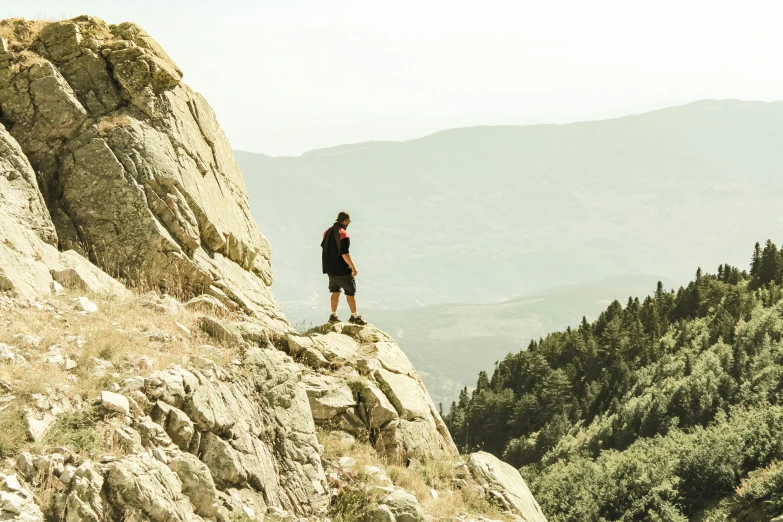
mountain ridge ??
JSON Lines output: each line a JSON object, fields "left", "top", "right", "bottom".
{"left": 238, "top": 97, "right": 783, "bottom": 311}
{"left": 239, "top": 98, "right": 774, "bottom": 159}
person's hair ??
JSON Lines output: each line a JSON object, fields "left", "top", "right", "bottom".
{"left": 336, "top": 211, "right": 351, "bottom": 223}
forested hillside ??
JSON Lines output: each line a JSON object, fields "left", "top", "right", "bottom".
{"left": 445, "top": 240, "right": 783, "bottom": 521}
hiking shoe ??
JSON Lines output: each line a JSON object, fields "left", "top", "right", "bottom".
{"left": 328, "top": 314, "right": 340, "bottom": 324}
{"left": 348, "top": 315, "right": 368, "bottom": 326}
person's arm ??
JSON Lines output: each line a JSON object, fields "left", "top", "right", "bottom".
{"left": 342, "top": 253, "right": 357, "bottom": 276}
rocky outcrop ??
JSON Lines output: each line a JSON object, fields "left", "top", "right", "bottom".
{"left": 0, "top": 122, "right": 125, "bottom": 300}
{"left": 467, "top": 452, "right": 547, "bottom": 521}
{"left": 0, "top": 17, "right": 286, "bottom": 331}
{"left": 289, "top": 323, "right": 459, "bottom": 463}
{"left": 12, "top": 346, "right": 328, "bottom": 521}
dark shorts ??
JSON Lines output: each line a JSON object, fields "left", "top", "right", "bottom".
{"left": 328, "top": 274, "right": 356, "bottom": 296}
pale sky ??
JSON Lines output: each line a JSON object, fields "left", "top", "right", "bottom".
{"left": 4, "top": 0, "right": 782, "bottom": 155}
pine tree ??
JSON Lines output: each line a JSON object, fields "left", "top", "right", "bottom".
{"left": 756, "top": 240, "right": 781, "bottom": 286}
{"left": 475, "top": 372, "right": 490, "bottom": 395}
{"left": 750, "top": 241, "right": 762, "bottom": 287}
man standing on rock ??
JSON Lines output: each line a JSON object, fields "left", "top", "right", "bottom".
{"left": 321, "top": 211, "right": 367, "bottom": 325}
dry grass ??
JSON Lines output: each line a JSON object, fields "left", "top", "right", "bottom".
{"left": 0, "top": 404, "right": 28, "bottom": 458}
{"left": 318, "top": 429, "right": 508, "bottom": 521}
{"left": 0, "top": 286, "right": 236, "bottom": 459}
{"left": 0, "top": 19, "right": 48, "bottom": 48}
{"left": 387, "top": 461, "right": 505, "bottom": 520}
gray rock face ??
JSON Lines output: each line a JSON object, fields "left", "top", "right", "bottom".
{"left": 0, "top": 17, "right": 286, "bottom": 331}
{"left": 0, "top": 471, "right": 43, "bottom": 522}
{"left": 0, "top": 123, "right": 123, "bottom": 301}
{"left": 141, "top": 348, "right": 328, "bottom": 516}
{"left": 301, "top": 374, "right": 356, "bottom": 422}
{"left": 297, "top": 323, "right": 459, "bottom": 462}
{"left": 104, "top": 456, "right": 204, "bottom": 522}
{"left": 32, "top": 347, "right": 327, "bottom": 521}
{"left": 467, "top": 452, "right": 547, "bottom": 521}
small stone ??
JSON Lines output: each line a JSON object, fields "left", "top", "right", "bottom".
{"left": 0, "top": 395, "right": 15, "bottom": 411}
{"left": 110, "top": 382, "right": 121, "bottom": 392}
{"left": 91, "top": 358, "right": 114, "bottom": 377}
{"left": 369, "top": 485, "right": 395, "bottom": 497}
{"left": 101, "top": 391, "right": 129, "bottom": 415}
{"left": 25, "top": 409, "right": 55, "bottom": 441}
{"left": 0, "top": 344, "right": 24, "bottom": 365}
{"left": 4, "top": 475, "right": 21, "bottom": 492}
{"left": 338, "top": 456, "right": 357, "bottom": 470}
{"left": 135, "top": 355, "right": 154, "bottom": 370}
{"left": 59, "top": 465, "right": 76, "bottom": 485}
{"left": 190, "top": 355, "right": 214, "bottom": 371}
{"left": 0, "top": 492, "right": 21, "bottom": 514}
{"left": 43, "top": 349, "right": 65, "bottom": 366}
{"left": 31, "top": 393, "right": 50, "bottom": 411}
{"left": 430, "top": 488, "right": 439, "bottom": 500}
{"left": 175, "top": 322, "right": 190, "bottom": 335}
{"left": 51, "top": 280, "right": 64, "bottom": 294}
{"left": 361, "top": 465, "right": 393, "bottom": 487}
{"left": 366, "top": 504, "right": 395, "bottom": 522}
{"left": 64, "top": 358, "right": 77, "bottom": 371}
{"left": 152, "top": 447, "right": 168, "bottom": 464}
{"left": 16, "top": 454, "right": 33, "bottom": 481}
{"left": 73, "top": 297, "right": 98, "bottom": 313}
{"left": 100, "top": 455, "right": 116, "bottom": 463}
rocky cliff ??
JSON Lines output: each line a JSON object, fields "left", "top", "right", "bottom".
{"left": 0, "top": 16, "right": 285, "bottom": 331}
{"left": 0, "top": 16, "right": 546, "bottom": 522}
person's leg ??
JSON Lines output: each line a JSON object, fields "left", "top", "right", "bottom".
{"left": 328, "top": 276, "right": 342, "bottom": 320}
{"left": 344, "top": 276, "right": 358, "bottom": 316}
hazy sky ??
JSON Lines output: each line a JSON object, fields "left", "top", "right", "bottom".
{"left": 4, "top": 0, "right": 782, "bottom": 155}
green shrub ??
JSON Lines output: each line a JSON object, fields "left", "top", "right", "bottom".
{"left": 42, "top": 410, "right": 99, "bottom": 454}
{"left": 0, "top": 405, "right": 28, "bottom": 458}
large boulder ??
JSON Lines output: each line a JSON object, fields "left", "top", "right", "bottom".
{"left": 103, "top": 456, "right": 204, "bottom": 522}
{"left": 383, "top": 489, "right": 425, "bottom": 522}
{"left": 0, "top": 17, "right": 286, "bottom": 331}
{"left": 467, "top": 451, "right": 547, "bottom": 521}
{"left": 0, "top": 123, "right": 125, "bottom": 301}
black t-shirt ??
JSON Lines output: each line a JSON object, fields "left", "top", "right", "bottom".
{"left": 321, "top": 223, "right": 351, "bottom": 276}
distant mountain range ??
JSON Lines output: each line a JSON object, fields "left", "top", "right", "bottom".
{"left": 237, "top": 100, "right": 783, "bottom": 314}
